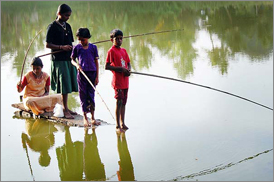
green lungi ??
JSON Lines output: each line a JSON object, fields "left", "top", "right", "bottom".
{"left": 51, "top": 60, "right": 78, "bottom": 94}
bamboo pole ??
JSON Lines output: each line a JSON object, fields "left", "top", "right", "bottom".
{"left": 37, "top": 28, "right": 184, "bottom": 58}
{"left": 131, "top": 71, "right": 273, "bottom": 111}
{"left": 20, "top": 29, "right": 43, "bottom": 83}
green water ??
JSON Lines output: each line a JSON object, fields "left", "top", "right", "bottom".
{"left": 1, "top": 1, "right": 273, "bottom": 181}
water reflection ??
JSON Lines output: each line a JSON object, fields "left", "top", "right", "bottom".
{"left": 56, "top": 126, "right": 83, "bottom": 181}
{"left": 83, "top": 128, "right": 106, "bottom": 181}
{"left": 21, "top": 118, "right": 57, "bottom": 167}
{"left": 172, "top": 149, "right": 273, "bottom": 181}
{"left": 116, "top": 132, "right": 135, "bottom": 181}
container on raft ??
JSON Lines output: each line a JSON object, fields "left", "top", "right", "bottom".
{"left": 11, "top": 103, "right": 111, "bottom": 128}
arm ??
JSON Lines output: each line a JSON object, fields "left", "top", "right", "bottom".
{"left": 105, "top": 62, "right": 129, "bottom": 74}
{"left": 17, "top": 82, "right": 24, "bottom": 93}
{"left": 43, "top": 85, "right": 50, "bottom": 96}
{"left": 46, "top": 42, "right": 72, "bottom": 51}
{"left": 42, "top": 76, "right": 50, "bottom": 96}
{"left": 71, "top": 58, "right": 81, "bottom": 70}
{"left": 127, "top": 62, "right": 131, "bottom": 76}
{"left": 95, "top": 58, "right": 99, "bottom": 85}
{"left": 17, "top": 76, "right": 27, "bottom": 93}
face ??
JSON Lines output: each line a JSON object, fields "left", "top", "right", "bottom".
{"left": 59, "top": 11, "right": 71, "bottom": 22}
{"left": 113, "top": 35, "right": 123, "bottom": 47}
{"left": 32, "top": 65, "right": 42, "bottom": 76}
{"left": 78, "top": 37, "right": 89, "bottom": 46}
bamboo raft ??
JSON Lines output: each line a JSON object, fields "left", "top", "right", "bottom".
{"left": 12, "top": 103, "right": 112, "bottom": 128}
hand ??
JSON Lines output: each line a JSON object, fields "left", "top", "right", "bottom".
{"left": 17, "top": 81, "right": 23, "bottom": 92}
{"left": 17, "top": 81, "right": 22, "bottom": 87}
{"left": 123, "top": 68, "right": 131, "bottom": 77}
{"left": 42, "top": 92, "right": 49, "bottom": 96}
{"left": 76, "top": 64, "right": 82, "bottom": 71}
{"left": 61, "top": 45, "right": 72, "bottom": 51}
{"left": 95, "top": 77, "right": 99, "bottom": 85}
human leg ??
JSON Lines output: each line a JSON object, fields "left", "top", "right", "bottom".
{"left": 85, "top": 71, "right": 100, "bottom": 126}
{"left": 120, "top": 89, "right": 129, "bottom": 130}
{"left": 83, "top": 112, "right": 90, "bottom": 127}
{"left": 52, "top": 61, "right": 78, "bottom": 117}
{"left": 116, "top": 99, "right": 124, "bottom": 132}
{"left": 24, "top": 94, "right": 63, "bottom": 115}
{"left": 62, "top": 94, "right": 74, "bottom": 119}
{"left": 120, "top": 104, "right": 128, "bottom": 130}
{"left": 90, "top": 109, "right": 101, "bottom": 126}
{"left": 114, "top": 89, "right": 129, "bottom": 131}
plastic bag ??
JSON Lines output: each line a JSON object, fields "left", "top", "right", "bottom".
{"left": 53, "top": 103, "right": 64, "bottom": 117}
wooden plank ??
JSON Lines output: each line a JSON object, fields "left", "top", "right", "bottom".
{"left": 11, "top": 103, "right": 111, "bottom": 128}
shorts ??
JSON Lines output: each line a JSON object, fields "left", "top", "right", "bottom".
{"left": 114, "top": 89, "right": 128, "bottom": 105}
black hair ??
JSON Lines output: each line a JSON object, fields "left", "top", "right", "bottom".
{"left": 110, "top": 29, "right": 123, "bottom": 39}
{"left": 56, "top": 4, "right": 72, "bottom": 15}
{"left": 76, "top": 28, "right": 92, "bottom": 39}
{"left": 31, "top": 57, "right": 43, "bottom": 68}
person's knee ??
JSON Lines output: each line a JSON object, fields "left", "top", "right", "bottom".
{"left": 25, "top": 100, "right": 33, "bottom": 107}
{"left": 117, "top": 99, "right": 123, "bottom": 107}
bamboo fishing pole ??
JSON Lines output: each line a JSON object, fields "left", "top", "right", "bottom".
{"left": 131, "top": 71, "right": 273, "bottom": 111}
{"left": 20, "top": 29, "right": 43, "bottom": 83}
{"left": 37, "top": 28, "right": 184, "bottom": 58}
{"left": 78, "top": 69, "right": 116, "bottom": 122}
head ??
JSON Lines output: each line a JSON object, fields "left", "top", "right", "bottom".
{"left": 56, "top": 4, "right": 72, "bottom": 22}
{"left": 76, "top": 28, "right": 91, "bottom": 46}
{"left": 110, "top": 29, "right": 123, "bottom": 47}
{"left": 31, "top": 57, "right": 43, "bottom": 76}
{"left": 39, "top": 150, "right": 51, "bottom": 167}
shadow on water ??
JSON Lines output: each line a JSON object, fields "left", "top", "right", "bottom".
{"left": 15, "top": 109, "right": 272, "bottom": 181}
{"left": 21, "top": 118, "right": 57, "bottom": 167}
{"left": 21, "top": 118, "right": 59, "bottom": 180}
{"left": 56, "top": 126, "right": 83, "bottom": 181}
{"left": 116, "top": 132, "right": 135, "bottom": 181}
{"left": 83, "top": 128, "right": 106, "bottom": 181}
{"left": 18, "top": 113, "right": 136, "bottom": 181}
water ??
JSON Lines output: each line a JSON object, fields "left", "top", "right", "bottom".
{"left": 1, "top": 1, "right": 273, "bottom": 181}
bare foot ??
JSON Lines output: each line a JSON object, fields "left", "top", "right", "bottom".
{"left": 83, "top": 118, "right": 91, "bottom": 127}
{"left": 116, "top": 126, "right": 125, "bottom": 133}
{"left": 121, "top": 124, "right": 129, "bottom": 130}
{"left": 64, "top": 110, "right": 74, "bottom": 119}
{"left": 68, "top": 109, "right": 77, "bottom": 115}
{"left": 91, "top": 119, "right": 101, "bottom": 126}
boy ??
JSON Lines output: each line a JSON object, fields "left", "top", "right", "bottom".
{"left": 105, "top": 29, "right": 131, "bottom": 132}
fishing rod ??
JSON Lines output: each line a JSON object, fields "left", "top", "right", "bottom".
{"left": 78, "top": 69, "right": 116, "bottom": 122}
{"left": 37, "top": 28, "right": 184, "bottom": 58}
{"left": 131, "top": 71, "right": 273, "bottom": 111}
{"left": 92, "top": 28, "right": 184, "bottom": 44}
{"left": 20, "top": 29, "right": 43, "bottom": 83}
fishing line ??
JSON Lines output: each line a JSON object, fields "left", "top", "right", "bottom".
{"left": 37, "top": 28, "right": 184, "bottom": 58}
{"left": 131, "top": 71, "right": 273, "bottom": 111}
